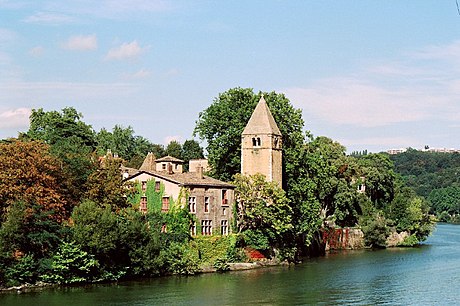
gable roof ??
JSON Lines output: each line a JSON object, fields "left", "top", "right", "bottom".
{"left": 124, "top": 170, "right": 234, "bottom": 189}
{"left": 242, "top": 96, "right": 281, "bottom": 136}
{"left": 155, "top": 155, "right": 184, "bottom": 163}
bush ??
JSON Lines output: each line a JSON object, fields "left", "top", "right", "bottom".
{"left": 41, "top": 241, "right": 100, "bottom": 284}
{"left": 361, "top": 212, "right": 390, "bottom": 248}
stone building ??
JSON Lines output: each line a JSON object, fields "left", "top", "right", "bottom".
{"left": 241, "top": 96, "right": 283, "bottom": 187}
{"left": 124, "top": 154, "right": 234, "bottom": 236}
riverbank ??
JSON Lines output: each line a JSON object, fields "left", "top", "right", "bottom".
{"left": 1, "top": 224, "right": 457, "bottom": 305}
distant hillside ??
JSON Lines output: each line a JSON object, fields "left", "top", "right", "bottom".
{"left": 389, "top": 149, "right": 460, "bottom": 221}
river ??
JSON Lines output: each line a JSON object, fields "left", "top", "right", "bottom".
{"left": 1, "top": 223, "right": 459, "bottom": 305}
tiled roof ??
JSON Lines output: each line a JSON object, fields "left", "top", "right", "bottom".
{"left": 125, "top": 170, "right": 234, "bottom": 189}
{"left": 155, "top": 155, "right": 184, "bottom": 163}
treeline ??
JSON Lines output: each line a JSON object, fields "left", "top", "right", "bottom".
{"left": 389, "top": 149, "right": 460, "bottom": 222}
{"left": 0, "top": 90, "right": 436, "bottom": 288}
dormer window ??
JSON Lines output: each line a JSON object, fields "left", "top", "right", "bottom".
{"left": 252, "top": 137, "right": 261, "bottom": 147}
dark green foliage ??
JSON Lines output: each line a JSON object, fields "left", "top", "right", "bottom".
{"left": 41, "top": 242, "right": 100, "bottom": 284}
{"left": 390, "top": 149, "right": 460, "bottom": 197}
{"left": 182, "top": 139, "right": 204, "bottom": 171}
{"left": 165, "top": 140, "right": 182, "bottom": 158}
{"left": 96, "top": 125, "right": 165, "bottom": 168}
{"left": 361, "top": 212, "right": 391, "bottom": 248}
{"left": 428, "top": 186, "right": 460, "bottom": 221}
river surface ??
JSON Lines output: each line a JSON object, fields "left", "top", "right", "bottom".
{"left": 1, "top": 223, "right": 459, "bottom": 305}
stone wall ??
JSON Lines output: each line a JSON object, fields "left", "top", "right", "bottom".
{"left": 322, "top": 227, "right": 364, "bottom": 251}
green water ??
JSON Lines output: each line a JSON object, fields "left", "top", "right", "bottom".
{"left": 1, "top": 223, "right": 459, "bottom": 305}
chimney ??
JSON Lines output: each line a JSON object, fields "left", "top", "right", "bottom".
{"left": 168, "top": 163, "right": 173, "bottom": 174}
{"left": 197, "top": 165, "right": 204, "bottom": 179}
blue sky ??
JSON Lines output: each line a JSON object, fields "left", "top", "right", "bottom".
{"left": 1, "top": 1, "right": 460, "bottom": 153}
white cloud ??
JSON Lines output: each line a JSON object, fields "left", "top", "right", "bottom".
{"left": 29, "top": 46, "right": 45, "bottom": 57}
{"left": 0, "top": 108, "right": 31, "bottom": 129}
{"left": 62, "top": 34, "right": 97, "bottom": 51}
{"left": 105, "top": 41, "right": 147, "bottom": 60}
{"left": 284, "top": 40, "right": 460, "bottom": 129}
{"left": 22, "top": 12, "right": 75, "bottom": 25}
{"left": 285, "top": 79, "right": 439, "bottom": 127}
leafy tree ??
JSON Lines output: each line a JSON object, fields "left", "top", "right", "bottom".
{"left": 0, "top": 140, "right": 72, "bottom": 220}
{"left": 428, "top": 186, "right": 460, "bottom": 220}
{"left": 84, "top": 156, "right": 135, "bottom": 211}
{"left": 23, "top": 107, "right": 97, "bottom": 203}
{"left": 96, "top": 125, "right": 163, "bottom": 168}
{"left": 181, "top": 139, "right": 204, "bottom": 171}
{"left": 233, "top": 173, "right": 293, "bottom": 250}
{"left": 41, "top": 241, "right": 100, "bottom": 284}
{"left": 165, "top": 140, "right": 182, "bottom": 159}
{"left": 358, "top": 153, "right": 396, "bottom": 209}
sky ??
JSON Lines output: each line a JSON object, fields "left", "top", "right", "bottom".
{"left": 1, "top": 1, "right": 460, "bottom": 153}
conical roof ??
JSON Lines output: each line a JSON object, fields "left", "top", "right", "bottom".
{"left": 242, "top": 96, "right": 281, "bottom": 135}
{"left": 139, "top": 152, "right": 156, "bottom": 172}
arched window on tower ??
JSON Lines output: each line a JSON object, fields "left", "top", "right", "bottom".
{"left": 252, "top": 137, "right": 261, "bottom": 147}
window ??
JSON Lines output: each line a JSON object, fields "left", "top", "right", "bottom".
{"left": 221, "top": 220, "right": 228, "bottom": 235}
{"left": 175, "top": 164, "right": 179, "bottom": 170}
{"left": 222, "top": 190, "right": 228, "bottom": 205}
{"left": 189, "top": 196, "right": 196, "bottom": 213}
{"left": 222, "top": 207, "right": 227, "bottom": 216}
{"left": 252, "top": 137, "right": 261, "bottom": 147}
{"left": 162, "top": 197, "right": 169, "bottom": 212}
{"left": 141, "top": 181, "right": 147, "bottom": 192}
{"left": 201, "top": 220, "right": 212, "bottom": 235}
{"left": 204, "top": 196, "right": 210, "bottom": 213}
{"left": 190, "top": 222, "right": 197, "bottom": 236}
{"left": 140, "top": 196, "right": 147, "bottom": 213}
{"left": 162, "top": 163, "right": 166, "bottom": 170}
{"left": 155, "top": 181, "right": 161, "bottom": 192}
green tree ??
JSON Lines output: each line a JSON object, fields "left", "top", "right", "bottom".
{"left": 23, "top": 107, "right": 97, "bottom": 203}
{"left": 233, "top": 173, "right": 293, "bottom": 251}
{"left": 358, "top": 153, "right": 396, "bottom": 209}
{"left": 84, "top": 156, "right": 135, "bottom": 211}
{"left": 181, "top": 139, "right": 204, "bottom": 171}
{"left": 165, "top": 140, "right": 182, "bottom": 159}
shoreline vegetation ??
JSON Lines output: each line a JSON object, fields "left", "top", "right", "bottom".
{"left": 0, "top": 88, "right": 437, "bottom": 290}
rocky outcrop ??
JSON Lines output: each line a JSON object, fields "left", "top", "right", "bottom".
{"left": 386, "top": 231, "right": 409, "bottom": 247}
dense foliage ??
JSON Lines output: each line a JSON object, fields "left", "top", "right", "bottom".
{"left": 390, "top": 149, "right": 460, "bottom": 222}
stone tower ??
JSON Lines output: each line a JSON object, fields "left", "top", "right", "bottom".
{"left": 241, "top": 96, "right": 282, "bottom": 187}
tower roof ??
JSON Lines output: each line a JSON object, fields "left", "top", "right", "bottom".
{"left": 242, "top": 96, "right": 281, "bottom": 136}
{"left": 139, "top": 152, "right": 156, "bottom": 172}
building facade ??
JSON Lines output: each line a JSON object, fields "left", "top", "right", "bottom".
{"left": 124, "top": 155, "right": 234, "bottom": 236}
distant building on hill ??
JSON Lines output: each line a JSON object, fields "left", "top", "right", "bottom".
{"left": 387, "top": 147, "right": 460, "bottom": 155}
